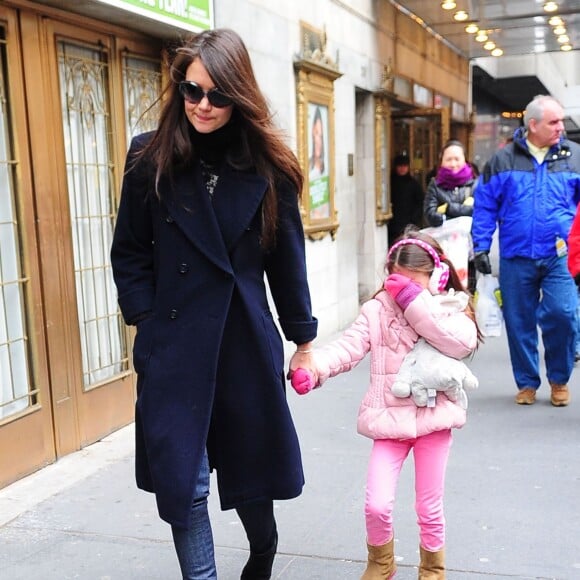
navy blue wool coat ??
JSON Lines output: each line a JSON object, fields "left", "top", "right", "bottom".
{"left": 111, "top": 133, "right": 318, "bottom": 528}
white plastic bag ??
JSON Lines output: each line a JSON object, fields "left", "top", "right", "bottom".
{"left": 474, "top": 274, "right": 503, "bottom": 337}
{"left": 421, "top": 216, "right": 473, "bottom": 289}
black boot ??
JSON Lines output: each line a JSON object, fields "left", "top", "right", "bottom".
{"left": 240, "top": 530, "right": 278, "bottom": 580}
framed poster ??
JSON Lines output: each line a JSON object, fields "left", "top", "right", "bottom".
{"left": 294, "top": 23, "right": 341, "bottom": 240}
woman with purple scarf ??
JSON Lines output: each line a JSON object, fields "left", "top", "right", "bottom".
{"left": 424, "top": 139, "right": 478, "bottom": 290}
{"left": 424, "top": 140, "right": 477, "bottom": 228}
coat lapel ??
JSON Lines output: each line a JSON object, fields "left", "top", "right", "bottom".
{"left": 211, "top": 166, "right": 268, "bottom": 251}
{"left": 164, "top": 163, "right": 233, "bottom": 274}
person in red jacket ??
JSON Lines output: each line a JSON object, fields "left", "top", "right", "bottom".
{"left": 567, "top": 209, "right": 580, "bottom": 362}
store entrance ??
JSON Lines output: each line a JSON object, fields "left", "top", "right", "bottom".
{"left": 0, "top": 2, "right": 161, "bottom": 487}
{"left": 391, "top": 108, "right": 450, "bottom": 190}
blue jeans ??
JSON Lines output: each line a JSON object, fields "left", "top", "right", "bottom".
{"left": 500, "top": 255, "right": 577, "bottom": 389}
{"left": 171, "top": 453, "right": 217, "bottom": 580}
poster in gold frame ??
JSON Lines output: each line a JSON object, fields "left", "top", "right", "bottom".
{"left": 294, "top": 25, "right": 341, "bottom": 240}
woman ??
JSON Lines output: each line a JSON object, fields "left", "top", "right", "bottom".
{"left": 309, "top": 106, "right": 325, "bottom": 180}
{"left": 110, "top": 28, "right": 317, "bottom": 579}
{"left": 424, "top": 139, "right": 478, "bottom": 290}
{"left": 423, "top": 140, "right": 477, "bottom": 228}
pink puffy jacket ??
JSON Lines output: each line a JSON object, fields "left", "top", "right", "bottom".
{"left": 313, "top": 288, "right": 478, "bottom": 440}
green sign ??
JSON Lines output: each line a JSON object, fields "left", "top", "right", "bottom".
{"left": 95, "top": 0, "right": 213, "bottom": 32}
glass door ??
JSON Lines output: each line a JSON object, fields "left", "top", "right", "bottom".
{"left": 392, "top": 107, "right": 450, "bottom": 189}
{"left": 0, "top": 5, "right": 56, "bottom": 486}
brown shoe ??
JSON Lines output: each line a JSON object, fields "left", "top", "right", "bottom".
{"left": 550, "top": 383, "right": 570, "bottom": 407}
{"left": 515, "top": 388, "right": 536, "bottom": 405}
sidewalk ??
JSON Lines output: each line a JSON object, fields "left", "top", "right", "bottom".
{"left": 1, "top": 331, "right": 580, "bottom": 579}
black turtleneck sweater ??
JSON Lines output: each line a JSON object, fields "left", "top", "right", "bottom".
{"left": 189, "top": 121, "right": 241, "bottom": 197}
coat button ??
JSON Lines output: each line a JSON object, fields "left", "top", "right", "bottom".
{"left": 165, "top": 215, "right": 174, "bottom": 223}
{"left": 179, "top": 263, "right": 189, "bottom": 274}
{"left": 169, "top": 309, "right": 178, "bottom": 319}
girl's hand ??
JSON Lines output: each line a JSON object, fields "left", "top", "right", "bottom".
{"left": 385, "top": 273, "right": 423, "bottom": 309}
{"left": 287, "top": 347, "right": 318, "bottom": 393}
{"left": 290, "top": 368, "right": 315, "bottom": 395}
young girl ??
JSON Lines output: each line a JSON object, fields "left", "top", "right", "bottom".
{"left": 292, "top": 227, "right": 479, "bottom": 579}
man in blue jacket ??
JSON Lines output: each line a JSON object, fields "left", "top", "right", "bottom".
{"left": 472, "top": 95, "right": 580, "bottom": 406}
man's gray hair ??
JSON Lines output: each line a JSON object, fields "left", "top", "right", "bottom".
{"left": 523, "top": 95, "right": 562, "bottom": 128}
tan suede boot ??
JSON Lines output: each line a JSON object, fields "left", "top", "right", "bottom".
{"left": 361, "top": 538, "right": 396, "bottom": 579}
{"left": 418, "top": 546, "right": 445, "bottom": 579}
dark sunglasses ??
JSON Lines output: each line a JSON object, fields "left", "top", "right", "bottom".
{"left": 178, "top": 81, "right": 233, "bottom": 108}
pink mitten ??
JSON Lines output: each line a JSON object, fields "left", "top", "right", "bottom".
{"left": 384, "top": 273, "right": 423, "bottom": 310}
{"left": 291, "top": 368, "right": 315, "bottom": 395}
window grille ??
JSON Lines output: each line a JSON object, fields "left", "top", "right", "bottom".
{"left": 0, "top": 29, "right": 36, "bottom": 419}
{"left": 122, "top": 54, "right": 161, "bottom": 140}
{"left": 57, "top": 40, "right": 127, "bottom": 389}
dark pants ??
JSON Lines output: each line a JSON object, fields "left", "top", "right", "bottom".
{"left": 500, "top": 255, "right": 577, "bottom": 389}
{"left": 171, "top": 452, "right": 276, "bottom": 579}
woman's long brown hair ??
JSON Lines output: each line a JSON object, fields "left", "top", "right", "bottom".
{"left": 136, "top": 28, "right": 303, "bottom": 248}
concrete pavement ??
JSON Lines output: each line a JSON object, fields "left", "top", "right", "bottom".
{"left": 1, "top": 329, "right": 580, "bottom": 579}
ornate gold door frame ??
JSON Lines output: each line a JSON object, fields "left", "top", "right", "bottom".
{"left": 294, "top": 23, "right": 342, "bottom": 241}
{"left": 391, "top": 107, "right": 450, "bottom": 188}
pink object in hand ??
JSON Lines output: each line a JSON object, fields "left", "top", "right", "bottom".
{"left": 384, "top": 272, "right": 411, "bottom": 298}
{"left": 384, "top": 273, "right": 423, "bottom": 310}
{"left": 291, "top": 368, "right": 315, "bottom": 395}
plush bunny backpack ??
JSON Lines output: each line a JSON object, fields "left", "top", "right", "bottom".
{"left": 391, "top": 337, "right": 478, "bottom": 410}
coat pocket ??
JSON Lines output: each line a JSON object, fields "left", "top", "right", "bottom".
{"left": 133, "top": 316, "right": 154, "bottom": 375}
{"left": 261, "top": 310, "right": 284, "bottom": 375}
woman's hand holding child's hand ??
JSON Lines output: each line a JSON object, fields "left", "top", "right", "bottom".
{"left": 385, "top": 273, "right": 424, "bottom": 310}
{"left": 288, "top": 348, "right": 317, "bottom": 395}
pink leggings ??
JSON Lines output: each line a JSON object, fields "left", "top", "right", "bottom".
{"left": 365, "top": 429, "right": 452, "bottom": 551}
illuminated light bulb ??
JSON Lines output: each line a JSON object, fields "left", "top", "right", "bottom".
{"left": 465, "top": 23, "right": 479, "bottom": 34}
{"left": 491, "top": 48, "right": 503, "bottom": 57}
{"left": 553, "top": 26, "right": 566, "bottom": 35}
{"left": 549, "top": 16, "right": 563, "bottom": 26}
{"left": 475, "top": 31, "right": 488, "bottom": 42}
{"left": 484, "top": 41, "right": 496, "bottom": 50}
{"left": 441, "top": 0, "right": 456, "bottom": 9}
{"left": 558, "top": 35, "right": 570, "bottom": 43}
{"left": 561, "top": 44, "right": 572, "bottom": 51}
{"left": 454, "top": 10, "right": 469, "bottom": 21}
{"left": 543, "top": 2, "right": 558, "bottom": 12}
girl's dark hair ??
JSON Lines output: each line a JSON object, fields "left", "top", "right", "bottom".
{"left": 386, "top": 227, "right": 463, "bottom": 291}
{"left": 135, "top": 28, "right": 303, "bottom": 248}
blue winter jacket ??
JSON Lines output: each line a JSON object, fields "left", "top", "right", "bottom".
{"left": 472, "top": 127, "right": 580, "bottom": 259}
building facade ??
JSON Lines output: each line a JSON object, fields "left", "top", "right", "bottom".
{"left": 0, "top": 0, "right": 470, "bottom": 487}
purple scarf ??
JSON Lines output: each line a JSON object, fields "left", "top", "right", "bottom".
{"left": 435, "top": 163, "right": 474, "bottom": 190}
